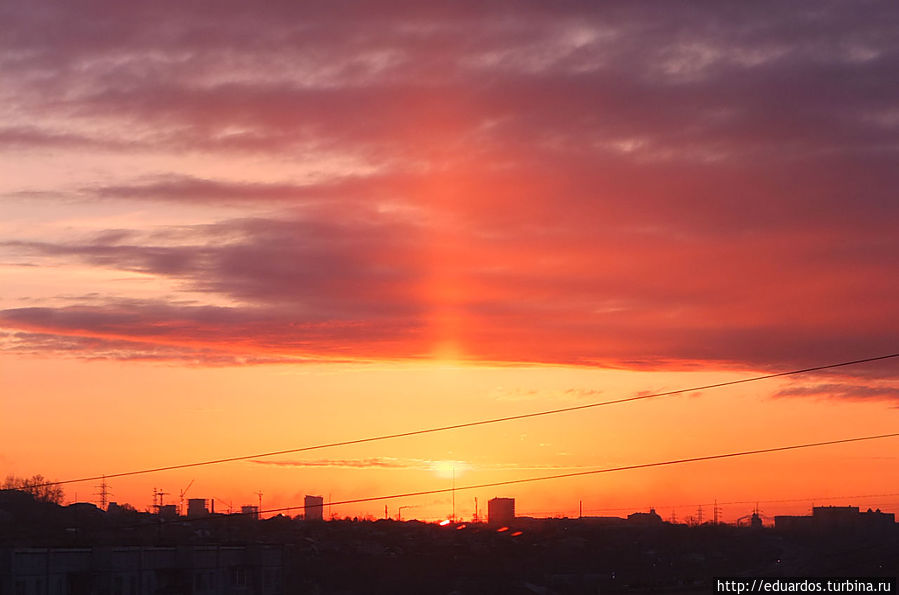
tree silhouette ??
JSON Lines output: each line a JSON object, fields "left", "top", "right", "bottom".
{"left": 3, "top": 474, "right": 65, "bottom": 504}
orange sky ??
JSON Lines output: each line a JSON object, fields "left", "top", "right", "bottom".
{"left": 2, "top": 354, "right": 897, "bottom": 521}
{"left": 1, "top": 2, "right": 897, "bottom": 522}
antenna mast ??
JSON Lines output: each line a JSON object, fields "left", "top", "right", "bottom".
{"left": 451, "top": 465, "right": 455, "bottom": 523}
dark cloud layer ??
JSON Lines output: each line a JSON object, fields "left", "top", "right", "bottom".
{"left": 1, "top": 1, "right": 897, "bottom": 372}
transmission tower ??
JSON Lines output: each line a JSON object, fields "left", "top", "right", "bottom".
{"left": 95, "top": 476, "right": 111, "bottom": 510}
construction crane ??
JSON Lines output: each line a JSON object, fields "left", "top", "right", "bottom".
{"left": 179, "top": 480, "right": 194, "bottom": 517}
{"left": 213, "top": 497, "right": 233, "bottom": 515}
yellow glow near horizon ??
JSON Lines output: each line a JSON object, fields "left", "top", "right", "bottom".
{"left": 431, "top": 460, "right": 470, "bottom": 479}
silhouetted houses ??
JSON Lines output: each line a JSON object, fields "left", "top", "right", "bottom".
{"left": 627, "top": 508, "right": 663, "bottom": 526}
{"left": 2, "top": 495, "right": 898, "bottom": 593}
{"left": 65, "top": 503, "right": 104, "bottom": 524}
{"left": 487, "top": 498, "right": 515, "bottom": 525}
{"left": 241, "top": 506, "right": 259, "bottom": 520}
{"left": 106, "top": 502, "right": 126, "bottom": 515}
{"left": 860, "top": 507, "right": 895, "bottom": 529}
{"left": 303, "top": 496, "right": 323, "bottom": 521}
{"left": 775, "top": 505, "right": 895, "bottom": 532}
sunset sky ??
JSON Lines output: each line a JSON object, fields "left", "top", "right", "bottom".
{"left": 1, "top": 1, "right": 898, "bottom": 523}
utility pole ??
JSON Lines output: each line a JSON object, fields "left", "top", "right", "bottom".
{"left": 697, "top": 505, "right": 703, "bottom": 526}
{"left": 579, "top": 500, "right": 583, "bottom": 519}
{"left": 451, "top": 465, "right": 456, "bottom": 523}
{"left": 256, "top": 491, "right": 263, "bottom": 519}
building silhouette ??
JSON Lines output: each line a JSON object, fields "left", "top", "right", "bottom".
{"left": 241, "top": 505, "right": 259, "bottom": 520}
{"left": 775, "top": 505, "right": 895, "bottom": 532}
{"left": 2, "top": 487, "right": 897, "bottom": 593}
{"left": 750, "top": 511, "right": 763, "bottom": 529}
{"left": 487, "top": 498, "right": 515, "bottom": 525}
{"left": 627, "top": 508, "right": 663, "bottom": 526}
{"left": 304, "top": 496, "right": 324, "bottom": 521}
{"left": 187, "top": 499, "right": 209, "bottom": 518}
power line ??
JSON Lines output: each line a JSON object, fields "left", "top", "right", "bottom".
{"left": 246, "top": 431, "right": 899, "bottom": 517}
{"left": 40, "top": 352, "right": 899, "bottom": 488}
{"left": 54, "top": 431, "right": 899, "bottom": 536}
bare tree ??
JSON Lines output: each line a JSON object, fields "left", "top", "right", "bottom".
{"left": 3, "top": 474, "right": 65, "bottom": 504}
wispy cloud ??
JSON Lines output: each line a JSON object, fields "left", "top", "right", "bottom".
{"left": 251, "top": 457, "right": 428, "bottom": 470}
{"left": 774, "top": 383, "right": 899, "bottom": 402}
{"left": 250, "top": 457, "right": 606, "bottom": 472}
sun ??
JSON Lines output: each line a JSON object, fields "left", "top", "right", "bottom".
{"left": 430, "top": 460, "right": 468, "bottom": 479}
